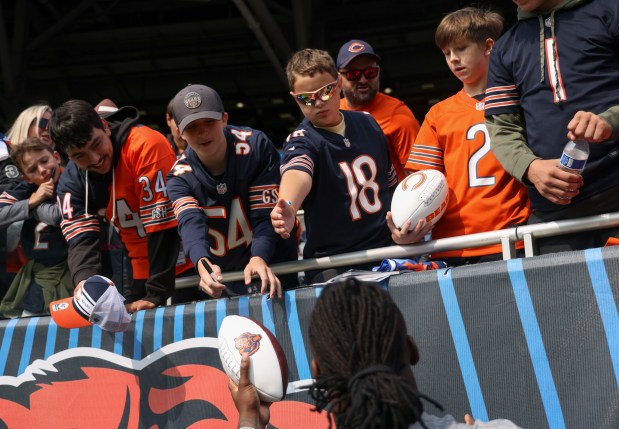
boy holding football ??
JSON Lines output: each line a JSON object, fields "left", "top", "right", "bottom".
{"left": 271, "top": 49, "right": 428, "bottom": 283}
{"left": 399, "top": 7, "right": 530, "bottom": 266}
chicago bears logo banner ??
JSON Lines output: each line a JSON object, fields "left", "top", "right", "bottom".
{"left": 1, "top": 247, "right": 618, "bottom": 428}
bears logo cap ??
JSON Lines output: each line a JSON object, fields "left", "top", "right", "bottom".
{"left": 49, "top": 275, "right": 132, "bottom": 333}
{"left": 336, "top": 39, "right": 381, "bottom": 69}
{"left": 172, "top": 84, "right": 224, "bottom": 134}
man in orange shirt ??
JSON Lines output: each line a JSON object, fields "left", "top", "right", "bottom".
{"left": 51, "top": 100, "right": 193, "bottom": 312}
{"left": 337, "top": 39, "right": 420, "bottom": 181}
{"left": 396, "top": 7, "right": 530, "bottom": 266}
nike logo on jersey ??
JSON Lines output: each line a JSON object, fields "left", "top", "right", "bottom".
{"left": 288, "top": 146, "right": 295, "bottom": 151}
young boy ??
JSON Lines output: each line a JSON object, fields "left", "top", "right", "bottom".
{"left": 166, "top": 84, "right": 298, "bottom": 298}
{"left": 399, "top": 7, "right": 530, "bottom": 266}
{"left": 50, "top": 100, "right": 193, "bottom": 312}
{"left": 0, "top": 138, "right": 72, "bottom": 317}
{"left": 271, "top": 49, "right": 427, "bottom": 283}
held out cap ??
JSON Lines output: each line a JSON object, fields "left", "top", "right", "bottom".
{"left": 49, "top": 275, "right": 132, "bottom": 332}
{"left": 336, "top": 39, "right": 381, "bottom": 69}
{"left": 172, "top": 84, "right": 224, "bottom": 134}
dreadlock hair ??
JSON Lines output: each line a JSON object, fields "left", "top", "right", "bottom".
{"left": 308, "top": 277, "right": 441, "bottom": 429}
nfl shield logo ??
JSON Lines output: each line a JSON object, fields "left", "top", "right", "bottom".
{"left": 217, "top": 183, "right": 227, "bottom": 194}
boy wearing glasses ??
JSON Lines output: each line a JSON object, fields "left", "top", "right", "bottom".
{"left": 271, "top": 49, "right": 428, "bottom": 284}
{"left": 398, "top": 7, "right": 530, "bottom": 266}
{"left": 167, "top": 84, "right": 298, "bottom": 298}
{"left": 337, "top": 40, "right": 420, "bottom": 181}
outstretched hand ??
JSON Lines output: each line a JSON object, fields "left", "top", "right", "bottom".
{"left": 229, "top": 353, "right": 271, "bottom": 429}
{"left": 270, "top": 198, "right": 296, "bottom": 239}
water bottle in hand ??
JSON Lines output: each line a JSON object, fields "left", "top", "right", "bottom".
{"left": 559, "top": 139, "right": 589, "bottom": 174}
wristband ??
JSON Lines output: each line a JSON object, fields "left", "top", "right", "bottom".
{"left": 287, "top": 200, "right": 296, "bottom": 214}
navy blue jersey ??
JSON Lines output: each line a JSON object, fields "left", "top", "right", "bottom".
{"left": 0, "top": 180, "right": 67, "bottom": 266}
{"left": 167, "top": 125, "right": 297, "bottom": 272}
{"left": 281, "top": 110, "right": 397, "bottom": 259}
{"left": 485, "top": 0, "right": 619, "bottom": 210}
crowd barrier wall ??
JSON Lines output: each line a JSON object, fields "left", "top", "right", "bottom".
{"left": 0, "top": 247, "right": 618, "bottom": 428}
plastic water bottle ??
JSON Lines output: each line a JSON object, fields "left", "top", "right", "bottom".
{"left": 559, "top": 139, "right": 589, "bottom": 174}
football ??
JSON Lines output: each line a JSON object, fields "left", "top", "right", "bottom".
{"left": 391, "top": 169, "right": 449, "bottom": 230}
{"left": 218, "top": 315, "right": 288, "bottom": 402}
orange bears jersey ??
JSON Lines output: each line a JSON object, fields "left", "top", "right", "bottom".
{"left": 340, "top": 92, "right": 420, "bottom": 181}
{"left": 405, "top": 89, "right": 530, "bottom": 258}
{"left": 58, "top": 124, "right": 192, "bottom": 280}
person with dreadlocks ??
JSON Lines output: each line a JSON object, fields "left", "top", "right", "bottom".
{"left": 228, "top": 277, "right": 521, "bottom": 429}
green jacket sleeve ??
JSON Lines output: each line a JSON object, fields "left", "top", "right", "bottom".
{"left": 486, "top": 112, "right": 538, "bottom": 186}
{"left": 599, "top": 105, "right": 619, "bottom": 141}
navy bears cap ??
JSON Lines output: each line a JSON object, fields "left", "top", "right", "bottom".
{"left": 172, "top": 84, "right": 224, "bottom": 134}
{"left": 336, "top": 39, "right": 381, "bottom": 69}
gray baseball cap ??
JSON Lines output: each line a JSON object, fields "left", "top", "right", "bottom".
{"left": 172, "top": 84, "right": 224, "bottom": 134}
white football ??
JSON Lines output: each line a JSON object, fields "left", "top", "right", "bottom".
{"left": 391, "top": 170, "right": 449, "bottom": 230}
{"left": 218, "top": 315, "right": 288, "bottom": 402}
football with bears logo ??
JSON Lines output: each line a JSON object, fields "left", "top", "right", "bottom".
{"left": 391, "top": 170, "right": 449, "bottom": 231}
{"left": 218, "top": 315, "right": 288, "bottom": 402}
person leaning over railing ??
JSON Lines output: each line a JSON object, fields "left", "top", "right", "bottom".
{"left": 166, "top": 84, "right": 298, "bottom": 300}
{"left": 271, "top": 48, "right": 430, "bottom": 284}
{"left": 49, "top": 100, "right": 193, "bottom": 313}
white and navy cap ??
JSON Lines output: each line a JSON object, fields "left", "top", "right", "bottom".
{"left": 172, "top": 84, "right": 224, "bottom": 134}
{"left": 49, "top": 275, "right": 131, "bottom": 333}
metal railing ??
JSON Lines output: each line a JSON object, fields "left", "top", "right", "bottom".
{"left": 175, "top": 211, "right": 619, "bottom": 288}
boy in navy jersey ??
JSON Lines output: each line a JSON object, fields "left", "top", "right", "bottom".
{"left": 167, "top": 84, "right": 297, "bottom": 298}
{"left": 0, "top": 138, "right": 71, "bottom": 316}
{"left": 271, "top": 49, "right": 427, "bottom": 283}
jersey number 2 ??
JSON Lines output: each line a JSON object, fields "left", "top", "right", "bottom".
{"left": 467, "top": 123, "right": 496, "bottom": 188}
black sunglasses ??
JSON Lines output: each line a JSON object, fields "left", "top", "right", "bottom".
{"left": 38, "top": 117, "right": 49, "bottom": 130}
